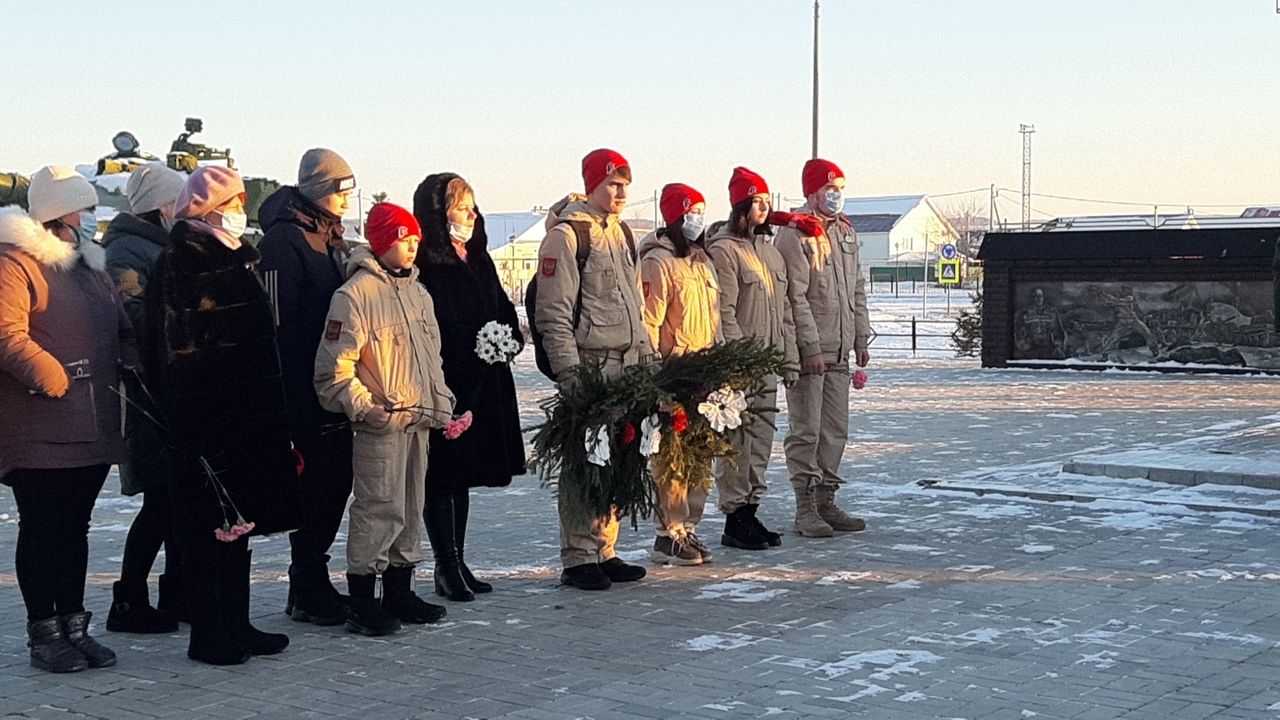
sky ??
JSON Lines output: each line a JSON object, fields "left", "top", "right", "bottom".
{"left": 3, "top": 1, "right": 1278, "bottom": 224}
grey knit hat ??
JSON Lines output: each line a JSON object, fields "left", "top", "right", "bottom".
{"left": 126, "top": 162, "right": 186, "bottom": 215}
{"left": 298, "top": 148, "right": 356, "bottom": 201}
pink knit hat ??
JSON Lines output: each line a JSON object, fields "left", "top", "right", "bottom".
{"left": 175, "top": 166, "right": 246, "bottom": 219}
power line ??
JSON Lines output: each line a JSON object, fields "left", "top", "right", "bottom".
{"left": 1000, "top": 188, "right": 1272, "bottom": 210}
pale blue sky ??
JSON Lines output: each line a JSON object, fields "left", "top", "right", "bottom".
{"left": 4, "top": 1, "right": 1277, "bottom": 221}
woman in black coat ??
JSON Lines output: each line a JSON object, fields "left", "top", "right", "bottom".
{"left": 413, "top": 173, "right": 525, "bottom": 602}
{"left": 144, "top": 166, "right": 300, "bottom": 665}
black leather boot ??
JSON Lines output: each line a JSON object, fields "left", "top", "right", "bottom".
{"left": 27, "top": 616, "right": 88, "bottom": 673}
{"left": 746, "top": 504, "right": 782, "bottom": 547}
{"left": 424, "top": 495, "right": 474, "bottom": 602}
{"left": 107, "top": 580, "right": 177, "bottom": 634}
{"left": 345, "top": 573, "right": 400, "bottom": 636}
{"left": 453, "top": 492, "right": 492, "bottom": 594}
{"left": 288, "top": 562, "right": 346, "bottom": 626}
{"left": 229, "top": 550, "right": 288, "bottom": 656}
{"left": 60, "top": 611, "right": 116, "bottom": 668}
{"left": 382, "top": 565, "right": 448, "bottom": 623}
{"left": 720, "top": 506, "right": 770, "bottom": 550}
{"left": 186, "top": 542, "right": 249, "bottom": 666}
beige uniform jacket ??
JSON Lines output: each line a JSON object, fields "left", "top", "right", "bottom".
{"left": 637, "top": 232, "right": 721, "bottom": 358}
{"left": 314, "top": 246, "right": 455, "bottom": 433}
{"left": 534, "top": 197, "right": 652, "bottom": 378}
{"left": 705, "top": 225, "right": 798, "bottom": 367}
{"left": 775, "top": 207, "right": 872, "bottom": 362}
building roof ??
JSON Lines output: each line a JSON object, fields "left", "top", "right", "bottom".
{"left": 978, "top": 226, "right": 1279, "bottom": 264}
{"left": 845, "top": 213, "right": 899, "bottom": 233}
{"left": 484, "top": 212, "right": 543, "bottom": 249}
{"left": 841, "top": 194, "right": 926, "bottom": 217}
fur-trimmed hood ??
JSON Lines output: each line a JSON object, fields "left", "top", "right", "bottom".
{"left": 411, "top": 173, "right": 491, "bottom": 269}
{"left": 0, "top": 205, "right": 80, "bottom": 270}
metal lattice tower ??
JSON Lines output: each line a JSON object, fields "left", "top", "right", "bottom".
{"left": 1020, "top": 124, "right": 1035, "bottom": 229}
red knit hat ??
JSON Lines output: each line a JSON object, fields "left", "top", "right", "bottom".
{"left": 802, "top": 158, "right": 844, "bottom": 197}
{"left": 365, "top": 202, "right": 420, "bottom": 257}
{"left": 659, "top": 183, "right": 706, "bottom": 226}
{"left": 582, "top": 148, "right": 629, "bottom": 194}
{"left": 728, "top": 166, "right": 769, "bottom": 207}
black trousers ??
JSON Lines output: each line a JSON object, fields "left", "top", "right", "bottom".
{"left": 7, "top": 465, "right": 109, "bottom": 623}
{"left": 120, "top": 483, "right": 177, "bottom": 590}
{"left": 288, "top": 431, "right": 353, "bottom": 575}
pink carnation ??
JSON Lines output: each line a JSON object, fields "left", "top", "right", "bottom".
{"left": 444, "top": 411, "right": 474, "bottom": 440}
{"left": 214, "top": 520, "right": 256, "bottom": 542}
{"left": 852, "top": 370, "right": 868, "bottom": 390}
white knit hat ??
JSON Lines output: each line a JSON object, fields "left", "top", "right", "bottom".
{"left": 126, "top": 162, "right": 186, "bottom": 215}
{"left": 28, "top": 166, "right": 97, "bottom": 223}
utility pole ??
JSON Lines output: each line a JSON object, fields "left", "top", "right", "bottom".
{"left": 811, "top": 0, "right": 820, "bottom": 158}
{"left": 1020, "top": 124, "right": 1035, "bottom": 230}
{"left": 989, "top": 184, "right": 995, "bottom": 232}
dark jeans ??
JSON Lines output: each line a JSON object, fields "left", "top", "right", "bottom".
{"left": 288, "top": 431, "right": 353, "bottom": 575}
{"left": 8, "top": 465, "right": 109, "bottom": 623}
{"left": 120, "top": 483, "right": 177, "bottom": 590}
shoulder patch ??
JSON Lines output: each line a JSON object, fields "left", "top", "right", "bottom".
{"left": 325, "top": 319, "right": 342, "bottom": 341}
{"left": 541, "top": 258, "right": 557, "bottom": 277}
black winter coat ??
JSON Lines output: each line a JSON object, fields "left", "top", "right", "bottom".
{"left": 102, "top": 212, "right": 171, "bottom": 495}
{"left": 257, "top": 187, "right": 350, "bottom": 439}
{"left": 143, "top": 221, "right": 300, "bottom": 537}
{"left": 413, "top": 173, "right": 526, "bottom": 491}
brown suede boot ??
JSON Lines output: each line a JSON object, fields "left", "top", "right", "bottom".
{"left": 793, "top": 487, "right": 834, "bottom": 537}
{"left": 814, "top": 485, "right": 867, "bottom": 532}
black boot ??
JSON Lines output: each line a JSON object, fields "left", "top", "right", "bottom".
{"left": 288, "top": 562, "right": 346, "bottom": 626}
{"left": 60, "top": 611, "right": 116, "bottom": 668}
{"left": 27, "top": 616, "right": 88, "bottom": 673}
{"left": 157, "top": 572, "right": 189, "bottom": 624}
{"left": 382, "top": 565, "right": 448, "bottom": 623}
{"left": 107, "top": 580, "right": 177, "bottom": 634}
{"left": 345, "top": 573, "right": 400, "bottom": 636}
{"left": 721, "top": 506, "right": 769, "bottom": 550}
{"left": 229, "top": 550, "right": 288, "bottom": 656}
{"left": 452, "top": 491, "right": 492, "bottom": 594}
{"left": 186, "top": 542, "right": 249, "bottom": 665}
{"left": 746, "top": 504, "right": 782, "bottom": 547}
{"left": 425, "top": 494, "right": 474, "bottom": 602}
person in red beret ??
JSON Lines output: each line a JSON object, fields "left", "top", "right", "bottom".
{"left": 705, "top": 167, "right": 801, "bottom": 551}
{"left": 776, "top": 159, "right": 871, "bottom": 537}
{"left": 314, "top": 203, "right": 456, "bottom": 635}
{"left": 638, "top": 182, "right": 721, "bottom": 566}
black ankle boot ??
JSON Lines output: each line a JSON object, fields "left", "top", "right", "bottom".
{"left": 721, "top": 506, "right": 769, "bottom": 550}
{"left": 746, "top": 504, "right": 782, "bottom": 547}
{"left": 27, "top": 616, "right": 88, "bottom": 673}
{"left": 107, "top": 581, "right": 177, "bottom": 634}
{"left": 382, "top": 565, "right": 448, "bottom": 623}
{"left": 288, "top": 563, "right": 346, "bottom": 626}
{"left": 457, "top": 561, "right": 493, "bottom": 595}
{"left": 345, "top": 573, "right": 400, "bottom": 636}
{"left": 61, "top": 611, "right": 116, "bottom": 668}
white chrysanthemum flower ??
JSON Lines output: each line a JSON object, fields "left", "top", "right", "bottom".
{"left": 697, "top": 385, "right": 748, "bottom": 432}
{"left": 639, "top": 414, "right": 662, "bottom": 457}
{"left": 585, "top": 425, "right": 611, "bottom": 466}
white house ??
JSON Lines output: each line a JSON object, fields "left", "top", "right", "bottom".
{"left": 842, "top": 194, "right": 959, "bottom": 269}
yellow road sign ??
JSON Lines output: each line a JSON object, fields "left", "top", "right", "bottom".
{"left": 938, "top": 259, "right": 961, "bottom": 285}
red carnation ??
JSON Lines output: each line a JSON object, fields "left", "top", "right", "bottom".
{"left": 620, "top": 422, "right": 638, "bottom": 447}
{"left": 672, "top": 408, "right": 689, "bottom": 434}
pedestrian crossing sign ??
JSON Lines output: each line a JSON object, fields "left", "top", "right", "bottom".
{"left": 938, "top": 259, "right": 961, "bottom": 285}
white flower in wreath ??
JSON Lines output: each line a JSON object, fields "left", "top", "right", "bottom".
{"left": 697, "top": 385, "right": 748, "bottom": 433}
{"left": 639, "top": 414, "right": 662, "bottom": 457}
{"left": 585, "top": 425, "right": 611, "bottom": 466}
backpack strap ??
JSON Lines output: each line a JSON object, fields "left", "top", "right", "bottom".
{"left": 559, "top": 218, "right": 635, "bottom": 330}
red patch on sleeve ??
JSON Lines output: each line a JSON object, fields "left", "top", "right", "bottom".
{"left": 642, "top": 281, "right": 651, "bottom": 298}
{"left": 541, "top": 258, "right": 558, "bottom": 277}
{"left": 325, "top": 320, "right": 343, "bottom": 341}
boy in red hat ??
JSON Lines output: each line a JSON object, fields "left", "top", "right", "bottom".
{"left": 776, "top": 159, "right": 871, "bottom": 537}
{"left": 315, "top": 203, "right": 456, "bottom": 634}
{"left": 535, "top": 148, "right": 654, "bottom": 590}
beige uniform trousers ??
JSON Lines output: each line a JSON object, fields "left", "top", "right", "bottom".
{"left": 558, "top": 349, "right": 639, "bottom": 568}
{"left": 347, "top": 429, "right": 428, "bottom": 575}
{"left": 783, "top": 364, "right": 850, "bottom": 490}
{"left": 652, "top": 455, "right": 710, "bottom": 538}
{"left": 713, "top": 374, "right": 779, "bottom": 514}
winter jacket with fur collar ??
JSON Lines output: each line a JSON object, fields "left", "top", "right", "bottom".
{"left": 411, "top": 173, "right": 525, "bottom": 489}
{"left": 0, "top": 205, "right": 135, "bottom": 480}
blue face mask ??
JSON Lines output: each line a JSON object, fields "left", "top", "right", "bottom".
{"left": 680, "top": 212, "right": 705, "bottom": 241}
{"left": 822, "top": 190, "right": 844, "bottom": 216}
{"left": 74, "top": 211, "right": 97, "bottom": 248}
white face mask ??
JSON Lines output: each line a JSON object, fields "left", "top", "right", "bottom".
{"left": 822, "top": 189, "right": 844, "bottom": 216}
{"left": 219, "top": 211, "right": 248, "bottom": 239}
{"left": 680, "top": 212, "right": 705, "bottom": 242}
{"left": 449, "top": 222, "right": 473, "bottom": 242}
